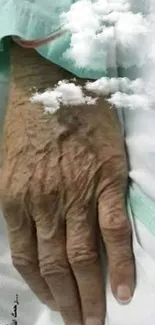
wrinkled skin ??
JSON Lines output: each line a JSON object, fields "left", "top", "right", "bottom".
{"left": 0, "top": 43, "right": 135, "bottom": 325}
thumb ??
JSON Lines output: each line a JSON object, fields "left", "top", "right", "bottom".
{"left": 98, "top": 179, "right": 135, "bottom": 304}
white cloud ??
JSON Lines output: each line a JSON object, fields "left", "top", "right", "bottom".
{"left": 30, "top": 80, "right": 97, "bottom": 113}
{"left": 61, "top": 0, "right": 149, "bottom": 70}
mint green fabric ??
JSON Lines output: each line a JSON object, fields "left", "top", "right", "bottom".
{"left": 0, "top": 0, "right": 147, "bottom": 128}
{"left": 0, "top": 0, "right": 119, "bottom": 127}
{"left": 0, "top": 38, "right": 10, "bottom": 135}
{"left": 129, "top": 185, "right": 155, "bottom": 237}
{"left": 0, "top": 0, "right": 114, "bottom": 80}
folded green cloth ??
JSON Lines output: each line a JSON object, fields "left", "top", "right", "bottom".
{"left": 0, "top": 0, "right": 111, "bottom": 79}
{"left": 0, "top": 0, "right": 118, "bottom": 128}
{"left": 0, "top": 38, "right": 10, "bottom": 135}
{"left": 0, "top": 0, "right": 147, "bottom": 128}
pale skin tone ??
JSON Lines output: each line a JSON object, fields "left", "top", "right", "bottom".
{"left": 0, "top": 42, "right": 135, "bottom": 325}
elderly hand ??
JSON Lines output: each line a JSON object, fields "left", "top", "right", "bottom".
{"left": 0, "top": 43, "right": 135, "bottom": 325}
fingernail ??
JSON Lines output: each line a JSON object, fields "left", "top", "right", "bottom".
{"left": 116, "top": 285, "right": 132, "bottom": 304}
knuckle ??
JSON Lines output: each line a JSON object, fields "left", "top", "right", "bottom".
{"left": 12, "top": 257, "right": 38, "bottom": 275}
{"left": 101, "top": 216, "right": 131, "bottom": 243}
{"left": 0, "top": 191, "right": 22, "bottom": 221}
{"left": 10, "top": 238, "right": 37, "bottom": 266}
{"left": 40, "top": 256, "right": 69, "bottom": 278}
{"left": 30, "top": 168, "right": 60, "bottom": 211}
{"left": 101, "top": 212, "right": 131, "bottom": 231}
{"left": 67, "top": 246, "right": 98, "bottom": 268}
{"left": 0, "top": 176, "right": 23, "bottom": 214}
{"left": 110, "top": 255, "right": 134, "bottom": 274}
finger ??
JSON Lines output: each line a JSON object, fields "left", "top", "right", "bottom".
{"left": 98, "top": 185, "right": 135, "bottom": 304}
{"left": 67, "top": 205, "right": 105, "bottom": 325}
{"left": 2, "top": 204, "right": 56, "bottom": 310}
{"left": 35, "top": 209, "right": 83, "bottom": 325}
